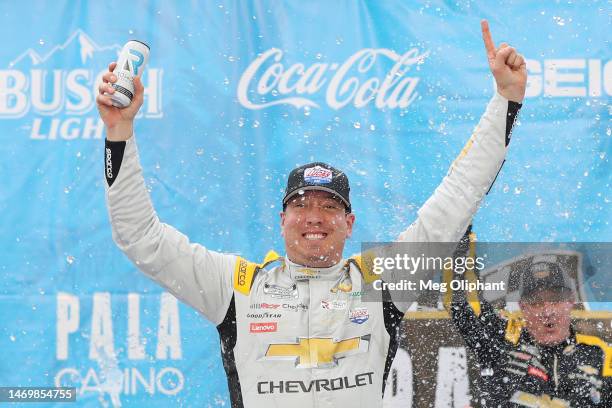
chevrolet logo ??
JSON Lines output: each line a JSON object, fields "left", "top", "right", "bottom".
{"left": 262, "top": 335, "right": 370, "bottom": 368}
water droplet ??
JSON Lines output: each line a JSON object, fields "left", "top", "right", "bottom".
{"left": 353, "top": 122, "right": 361, "bottom": 129}
{"left": 195, "top": 148, "right": 204, "bottom": 156}
{"left": 128, "top": 29, "right": 134, "bottom": 35}
{"left": 238, "top": 118, "right": 245, "bottom": 127}
{"left": 38, "top": 39, "right": 45, "bottom": 45}
{"left": 10, "top": 335, "right": 16, "bottom": 342}
{"left": 63, "top": 187, "right": 70, "bottom": 194}
{"left": 536, "top": 198, "right": 542, "bottom": 206}
{"left": 553, "top": 16, "right": 565, "bottom": 26}
{"left": 252, "top": 120, "right": 260, "bottom": 128}
{"left": 315, "top": 53, "right": 322, "bottom": 60}
{"left": 298, "top": 189, "right": 305, "bottom": 195}
{"left": 66, "top": 255, "right": 75, "bottom": 265}
{"left": 514, "top": 186, "right": 523, "bottom": 195}
{"left": 369, "top": 124, "right": 376, "bottom": 131}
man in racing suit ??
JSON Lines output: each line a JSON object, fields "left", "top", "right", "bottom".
{"left": 451, "top": 251, "right": 611, "bottom": 407}
{"left": 97, "top": 21, "right": 527, "bottom": 407}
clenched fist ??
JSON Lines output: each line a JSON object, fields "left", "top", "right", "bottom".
{"left": 96, "top": 61, "right": 145, "bottom": 141}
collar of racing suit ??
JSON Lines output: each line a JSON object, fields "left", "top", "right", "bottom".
{"left": 283, "top": 256, "right": 350, "bottom": 281}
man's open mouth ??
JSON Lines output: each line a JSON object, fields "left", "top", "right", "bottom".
{"left": 303, "top": 232, "right": 328, "bottom": 240}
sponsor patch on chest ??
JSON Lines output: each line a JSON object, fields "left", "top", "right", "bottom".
{"left": 321, "top": 299, "right": 347, "bottom": 310}
{"left": 263, "top": 283, "right": 298, "bottom": 299}
{"left": 250, "top": 322, "right": 278, "bottom": 333}
{"left": 349, "top": 307, "right": 369, "bottom": 324}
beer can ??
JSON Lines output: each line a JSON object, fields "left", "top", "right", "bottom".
{"left": 109, "top": 40, "right": 150, "bottom": 108}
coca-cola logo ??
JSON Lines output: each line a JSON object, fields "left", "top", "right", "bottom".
{"left": 237, "top": 48, "right": 428, "bottom": 110}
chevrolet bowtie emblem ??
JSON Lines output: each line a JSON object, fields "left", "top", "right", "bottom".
{"left": 263, "top": 335, "right": 370, "bottom": 368}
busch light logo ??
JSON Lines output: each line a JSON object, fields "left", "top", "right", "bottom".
{"left": 304, "top": 166, "right": 332, "bottom": 184}
{"left": 0, "top": 30, "right": 163, "bottom": 140}
{"left": 238, "top": 48, "right": 428, "bottom": 111}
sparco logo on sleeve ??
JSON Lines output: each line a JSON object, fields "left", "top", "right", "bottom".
{"left": 238, "top": 48, "right": 429, "bottom": 111}
{"left": 105, "top": 148, "right": 113, "bottom": 178}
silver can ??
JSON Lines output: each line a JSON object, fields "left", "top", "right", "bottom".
{"left": 109, "top": 40, "right": 150, "bottom": 108}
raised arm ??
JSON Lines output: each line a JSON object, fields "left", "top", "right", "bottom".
{"left": 398, "top": 20, "right": 526, "bottom": 243}
{"left": 97, "top": 62, "right": 236, "bottom": 325}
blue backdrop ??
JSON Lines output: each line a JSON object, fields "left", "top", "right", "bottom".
{"left": 0, "top": 1, "right": 609, "bottom": 406}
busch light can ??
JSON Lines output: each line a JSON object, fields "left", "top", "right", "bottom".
{"left": 109, "top": 40, "right": 150, "bottom": 108}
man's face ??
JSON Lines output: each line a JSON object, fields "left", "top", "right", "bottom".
{"left": 519, "top": 289, "right": 574, "bottom": 346}
{"left": 280, "top": 190, "right": 355, "bottom": 268}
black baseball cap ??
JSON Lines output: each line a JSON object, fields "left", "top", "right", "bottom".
{"left": 283, "top": 162, "right": 351, "bottom": 212}
{"left": 519, "top": 260, "right": 574, "bottom": 299}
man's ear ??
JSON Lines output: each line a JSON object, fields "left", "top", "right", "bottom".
{"left": 345, "top": 213, "right": 356, "bottom": 238}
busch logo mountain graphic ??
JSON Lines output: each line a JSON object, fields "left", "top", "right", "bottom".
{"left": 1, "top": 30, "right": 163, "bottom": 140}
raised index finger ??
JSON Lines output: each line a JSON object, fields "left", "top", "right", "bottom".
{"left": 481, "top": 19, "right": 496, "bottom": 59}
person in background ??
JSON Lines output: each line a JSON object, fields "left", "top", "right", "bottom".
{"left": 451, "top": 257, "right": 611, "bottom": 407}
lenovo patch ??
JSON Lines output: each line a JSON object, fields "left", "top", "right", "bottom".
{"left": 250, "top": 322, "right": 278, "bottom": 333}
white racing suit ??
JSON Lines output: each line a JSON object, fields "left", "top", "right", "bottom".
{"left": 104, "top": 92, "right": 521, "bottom": 407}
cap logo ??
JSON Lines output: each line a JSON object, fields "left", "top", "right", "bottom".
{"left": 304, "top": 166, "right": 332, "bottom": 184}
{"left": 532, "top": 263, "right": 552, "bottom": 278}
{"left": 534, "top": 270, "right": 550, "bottom": 279}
